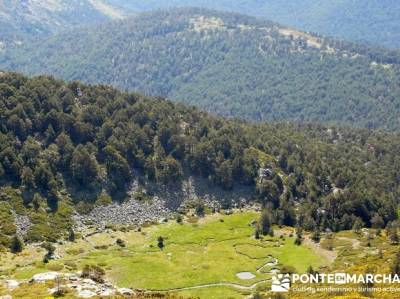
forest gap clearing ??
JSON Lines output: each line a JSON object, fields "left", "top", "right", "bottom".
{"left": 0, "top": 211, "right": 329, "bottom": 298}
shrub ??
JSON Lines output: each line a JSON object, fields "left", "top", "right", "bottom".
{"left": 311, "top": 230, "right": 321, "bottom": 243}
{"left": 81, "top": 265, "right": 105, "bottom": 283}
{"left": 157, "top": 236, "right": 164, "bottom": 250}
{"left": 176, "top": 214, "right": 183, "bottom": 224}
{"left": 10, "top": 235, "right": 24, "bottom": 253}
{"left": 68, "top": 228, "right": 75, "bottom": 242}
{"left": 116, "top": 238, "right": 126, "bottom": 247}
{"left": 194, "top": 200, "right": 205, "bottom": 217}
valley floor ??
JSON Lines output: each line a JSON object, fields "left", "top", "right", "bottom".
{"left": 0, "top": 210, "right": 398, "bottom": 298}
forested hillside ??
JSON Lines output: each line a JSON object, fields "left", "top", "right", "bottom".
{"left": 0, "top": 0, "right": 127, "bottom": 49}
{"left": 2, "top": 9, "right": 400, "bottom": 130}
{"left": 105, "top": 0, "right": 400, "bottom": 49}
{"left": 0, "top": 72, "right": 399, "bottom": 248}
{"left": 1, "top": 1, "right": 398, "bottom": 50}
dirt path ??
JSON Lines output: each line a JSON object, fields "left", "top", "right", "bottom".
{"left": 144, "top": 278, "right": 271, "bottom": 293}
{"left": 145, "top": 258, "right": 278, "bottom": 293}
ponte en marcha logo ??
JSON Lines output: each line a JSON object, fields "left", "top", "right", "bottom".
{"left": 271, "top": 273, "right": 400, "bottom": 293}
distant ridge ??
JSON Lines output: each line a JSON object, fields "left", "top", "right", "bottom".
{"left": 2, "top": 8, "right": 400, "bottom": 130}
{"left": 103, "top": 0, "right": 400, "bottom": 49}
{"left": 0, "top": 0, "right": 128, "bottom": 49}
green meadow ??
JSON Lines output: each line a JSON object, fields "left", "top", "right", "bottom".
{"left": 2, "top": 211, "right": 328, "bottom": 298}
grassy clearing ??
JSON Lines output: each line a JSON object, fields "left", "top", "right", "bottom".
{"left": 288, "top": 230, "right": 400, "bottom": 299}
{"left": 1, "top": 211, "right": 328, "bottom": 298}
{"left": 75, "top": 212, "right": 326, "bottom": 290}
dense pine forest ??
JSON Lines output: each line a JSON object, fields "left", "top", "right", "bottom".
{"left": 107, "top": 0, "right": 400, "bottom": 49}
{"left": 1, "top": 1, "right": 399, "bottom": 50}
{"left": 2, "top": 4, "right": 400, "bottom": 299}
{"left": 2, "top": 9, "right": 400, "bottom": 131}
{"left": 0, "top": 0, "right": 126, "bottom": 50}
{"left": 0, "top": 71, "right": 399, "bottom": 249}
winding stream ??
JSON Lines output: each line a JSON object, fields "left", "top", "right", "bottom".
{"left": 144, "top": 258, "right": 279, "bottom": 293}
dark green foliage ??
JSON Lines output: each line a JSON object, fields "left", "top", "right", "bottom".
{"left": 71, "top": 145, "right": 100, "bottom": 187}
{"left": 257, "top": 178, "right": 282, "bottom": 208}
{"left": 0, "top": 71, "right": 399, "bottom": 239}
{"left": 157, "top": 156, "right": 183, "bottom": 184}
{"left": 311, "top": 230, "right": 320, "bottom": 243}
{"left": 10, "top": 235, "right": 24, "bottom": 253}
{"left": 352, "top": 218, "right": 364, "bottom": 234}
{"left": 41, "top": 241, "right": 56, "bottom": 254}
{"left": 371, "top": 214, "right": 385, "bottom": 229}
{"left": 294, "top": 227, "right": 303, "bottom": 246}
{"left": 3, "top": 9, "right": 400, "bottom": 130}
{"left": 111, "top": 1, "right": 400, "bottom": 49}
{"left": 176, "top": 214, "right": 183, "bottom": 224}
{"left": 0, "top": 202, "right": 17, "bottom": 241}
{"left": 26, "top": 202, "right": 74, "bottom": 243}
{"left": 68, "top": 228, "right": 75, "bottom": 242}
{"left": 21, "top": 166, "right": 35, "bottom": 190}
{"left": 2, "top": 1, "right": 399, "bottom": 51}
{"left": 157, "top": 236, "right": 165, "bottom": 250}
{"left": 194, "top": 201, "right": 205, "bottom": 217}
{"left": 307, "top": 265, "right": 315, "bottom": 275}
{"left": 103, "top": 145, "right": 131, "bottom": 193}
{"left": 259, "top": 210, "right": 273, "bottom": 236}
{"left": 116, "top": 238, "right": 126, "bottom": 247}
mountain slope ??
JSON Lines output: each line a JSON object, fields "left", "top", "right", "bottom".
{"left": 104, "top": 0, "right": 400, "bottom": 49}
{"left": 2, "top": 8, "right": 400, "bottom": 130}
{"left": 0, "top": 0, "right": 126, "bottom": 49}
{"left": 0, "top": 71, "right": 399, "bottom": 245}
{"left": 1, "top": 1, "right": 398, "bottom": 50}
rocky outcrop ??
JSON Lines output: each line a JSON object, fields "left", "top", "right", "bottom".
{"left": 73, "top": 197, "right": 170, "bottom": 229}
{"left": 3, "top": 280, "right": 18, "bottom": 290}
{"left": 31, "top": 272, "right": 59, "bottom": 282}
{"left": 141, "top": 175, "right": 253, "bottom": 211}
{"left": 3, "top": 272, "right": 136, "bottom": 298}
{"left": 74, "top": 175, "right": 252, "bottom": 229}
{"left": 14, "top": 214, "right": 31, "bottom": 236}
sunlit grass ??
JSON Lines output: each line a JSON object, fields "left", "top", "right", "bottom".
{"left": 1, "top": 211, "right": 328, "bottom": 298}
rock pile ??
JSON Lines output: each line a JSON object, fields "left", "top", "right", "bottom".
{"left": 32, "top": 272, "right": 59, "bottom": 282}
{"left": 55, "top": 276, "right": 119, "bottom": 298}
{"left": 14, "top": 214, "right": 32, "bottom": 236}
{"left": 57, "top": 274, "right": 135, "bottom": 298}
{"left": 74, "top": 197, "right": 170, "bottom": 229}
{"left": 7, "top": 271, "right": 136, "bottom": 298}
{"left": 73, "top": 175, "right": 253, "bottom": 229}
